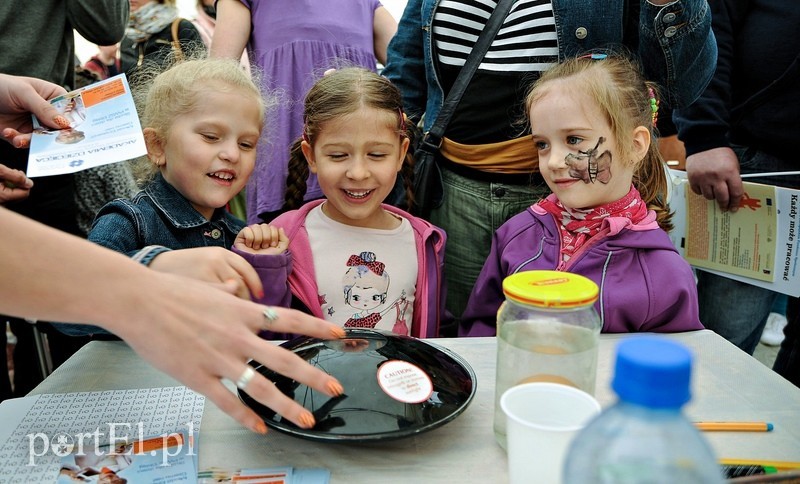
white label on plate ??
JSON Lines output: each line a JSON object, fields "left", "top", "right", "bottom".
{"left": 377, "top": 360, "right": 433, "bottom": 404}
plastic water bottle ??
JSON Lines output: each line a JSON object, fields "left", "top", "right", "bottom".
{"left": 562, "top": 337, "right": 724, "bottom": 483}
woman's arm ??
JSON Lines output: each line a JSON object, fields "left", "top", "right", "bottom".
{"left": 211, "top": 0, "right": 252, "bottom": 60}
{"left": 373, "top": 6, "right": 398, "bottom": 66}
{"left": 67, "top": 0, "right": 129, "bottom": 46}
{"left": 0, "top": 206, "right": 344, "bottom": 434}
{"left": 381, "top": 0, "right": 428, "bottom": 123}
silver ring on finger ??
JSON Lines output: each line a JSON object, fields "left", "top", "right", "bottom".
{"left": 262, "top": 306, "right": 279, "bottom": 330}
{"left": 235, "top": 366, "right": 256, "bottom": 390}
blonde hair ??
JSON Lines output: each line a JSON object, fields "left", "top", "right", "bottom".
{"left": 525, "top": 55, "right": 672, "bottom": 231}
{"left": 284, "top": 67, "right": 415, "bottom": 211}
{"left": 132, "top": 56, "right": 265, "bottom": 183}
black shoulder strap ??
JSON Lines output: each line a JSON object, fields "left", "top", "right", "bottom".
{"left": 420, "top": 0, "right": 517, "bottom": 151}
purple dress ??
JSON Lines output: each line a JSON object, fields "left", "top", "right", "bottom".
{"left": 241, "top": 0, "right": 382, "bottom": 223}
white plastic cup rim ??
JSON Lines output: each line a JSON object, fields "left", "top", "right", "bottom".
{"left": 500, "top": 382, "right": 601, "bottom": 432}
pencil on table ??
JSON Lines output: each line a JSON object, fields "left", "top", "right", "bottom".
{"left": 695, "top": 422, "right": 773, "bottom": 432}
{"left": 720, "top": 459, "right": 800, "bottom": 470}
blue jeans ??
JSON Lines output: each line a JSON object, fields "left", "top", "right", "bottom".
{"left": 430, "top": 166, "right": 550, "bottom": 330}
{"left": 696, "top": 145, "right": 800, "bottom": 354}
{"left": 696, "top": 271, "right": 778, "bottom": 354}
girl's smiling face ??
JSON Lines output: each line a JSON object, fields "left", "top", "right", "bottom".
{"left": 144, "top": 85, "right": 261, "bottom": 220}
{"left": 530, "top": 83, "right": 637, "bottom": 210}
{"left": 302, "top": 106, "right": 409, "bottom": 230}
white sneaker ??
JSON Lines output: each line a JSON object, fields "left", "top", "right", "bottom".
{"left": 760, "top": 312, "right": 788, "bottom": 346}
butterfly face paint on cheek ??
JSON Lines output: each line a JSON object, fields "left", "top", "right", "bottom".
{"left": 564, "top": 137, "right": 613, "bottom": 184}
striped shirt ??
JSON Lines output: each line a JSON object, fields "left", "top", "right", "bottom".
{"left": 433, "top": 0, "right": 558, "bottom": 73}
{"left": 432, "top": 0, "right": 559, "bottom": 144}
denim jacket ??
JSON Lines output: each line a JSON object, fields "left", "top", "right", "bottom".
{"left": 88, "top": 172, "right": 245, "bottom": 263}
{"left": 383, "top": 0, "right": 717, "bottom": 131}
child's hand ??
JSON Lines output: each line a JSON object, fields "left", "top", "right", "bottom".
{"left": 234, "top": 224, "right": 289, "bottom": 255}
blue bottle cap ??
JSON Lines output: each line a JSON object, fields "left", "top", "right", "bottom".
{"left": 611, "top": 337, "right": 692, "bottom": 409}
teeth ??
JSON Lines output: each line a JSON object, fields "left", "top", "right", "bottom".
{"left": 209, "top": 172, "right": 234, "bottom": 180}
{"left": 344, "top": 189, "right": 372, "bottom": 199}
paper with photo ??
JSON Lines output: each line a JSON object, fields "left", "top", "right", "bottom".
{"left": 667, "top": 169, "right": 800, "bottom": 296}
{"left": 27, "top": 74, "right": 146, "bottom": 178}
{"left": 57, "top": 431, "right": 196, "bottom": 484}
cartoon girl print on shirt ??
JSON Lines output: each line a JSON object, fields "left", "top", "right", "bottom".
{"left": 340, "top": 251, "right": 410, "bottom": 334}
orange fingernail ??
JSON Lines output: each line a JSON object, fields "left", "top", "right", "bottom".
{"left": 330, "top": 326, "right": 346, "bottom": 339}
{"left": 326, "top": 379, "right": 344, "bottom": 396}
{"left": 253, "top": 421, "right": 267, "bottom": 434}
{"left": 54, "top": 116, "right": 71, "bottom": 129}
{"left": 17, "top": 139, "right": 29, "bottom": 148}
{"left": 298, "top": 411, "right": 315, "bottom": 429}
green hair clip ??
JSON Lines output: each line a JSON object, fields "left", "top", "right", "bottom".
{"left": 648, "top": 87, "right": 659, "bottom": 127}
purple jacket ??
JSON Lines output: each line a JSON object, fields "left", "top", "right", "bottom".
{"left": 459, "top": 203, "right": 702, "bottom": 336}
{"left": 234, "top": 200, "right": 449, "bottom": 339}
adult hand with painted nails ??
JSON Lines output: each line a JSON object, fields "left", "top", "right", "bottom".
{"left": 1, "top": 205, "right": 346, "bottom": 434}
{"left": 112, "top": 288, "right": 347, "bottom": 434}
{"left": 0, "top": 73, "right": 69, "bottom": 148}
{"left": 147, "top": 246, "right": 266, "bottom": 300}
{"left": 0, "top": 163, "right": 33, "bottom": 203}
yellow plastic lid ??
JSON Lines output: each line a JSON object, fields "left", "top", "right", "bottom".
{"left": 502, "top": 270, "right": 599, "bottom": 308}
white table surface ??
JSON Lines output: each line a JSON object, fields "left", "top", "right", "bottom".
{"left": 28, "top": 330, "right": 800, "bottom": 482}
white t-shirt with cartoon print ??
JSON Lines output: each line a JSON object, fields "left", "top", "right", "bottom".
{"left": 306, "top": 205, "right": 417, "bottom": 335}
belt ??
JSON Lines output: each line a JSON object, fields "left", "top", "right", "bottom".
{"left": 439, "top": 155, "right": 545, "bottom": 186}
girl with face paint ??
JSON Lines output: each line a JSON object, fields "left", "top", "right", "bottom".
{"left": 460, "top": 55, "right": 702, "bottom": 337}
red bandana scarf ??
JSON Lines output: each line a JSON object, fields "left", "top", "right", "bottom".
{"left": 538, "top": 185, "right": 648, "bottom": 262}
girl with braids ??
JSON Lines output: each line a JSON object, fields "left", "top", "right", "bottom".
{"left": 460, "top": 55, "right": 703, "bottom": 336}
{"left": 234, "top": 68, "right": 448, "bottom": 338}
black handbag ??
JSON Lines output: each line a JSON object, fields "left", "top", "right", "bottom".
{"left": 411, "top": 0, "right": 516, "bottom": 218}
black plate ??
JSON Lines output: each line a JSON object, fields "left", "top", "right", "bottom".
{"left": 239, "top": 329, "right": 477, "bottom": 442}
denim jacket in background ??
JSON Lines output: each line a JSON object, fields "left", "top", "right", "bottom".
{"left": 88, "top": 172, "right": 245, "bottom": 263}
{"left": 382, "top": 0, "right": 717, "bottom": 131}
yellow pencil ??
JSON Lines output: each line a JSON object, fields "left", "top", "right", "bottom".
{"left": 695, "top": 421, "right": 773, "bottom": 432}
{"left": 720, "top": 459, "right": 800, "bottom": 470}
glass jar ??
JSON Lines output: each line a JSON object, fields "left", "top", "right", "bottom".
{"left": 494, "top": 270, "right": 602, "bottom": 448}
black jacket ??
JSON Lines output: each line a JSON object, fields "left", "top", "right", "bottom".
{"left": 674, "top": 0, "right": 799, "bottom": 163}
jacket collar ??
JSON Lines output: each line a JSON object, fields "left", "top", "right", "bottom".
{"left": 144, "top": 173, "right": 241, "bottom": 232}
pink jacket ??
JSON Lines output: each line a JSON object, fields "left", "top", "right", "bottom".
{"left": 234, "top": 200, "right": 449, "bottom": 338}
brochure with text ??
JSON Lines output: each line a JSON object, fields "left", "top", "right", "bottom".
{"left": 27, "top": 74, "right": 146, "bottom": 178}
{"left": 668, "top": 169, "right": 799, "bottom": 296}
